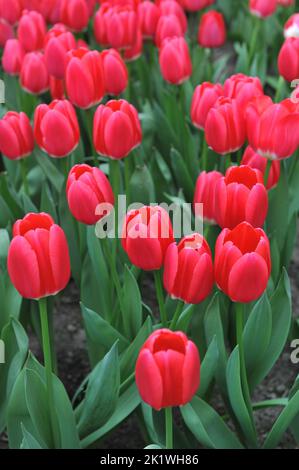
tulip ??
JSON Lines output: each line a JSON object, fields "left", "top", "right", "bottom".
{"left": 23, "top": 0, "right": 61, "bottom": 21}
{"left": 247, "top": 97, "right": 299, "bottom": 160}
{"left": 34, "top": 99, "right": 80, "bottom": 158}
{"left": 278, "top": 0, "right": 294, "bottom": 5}
{"left": 215, "top": 165, "right": 268, "bottom": 229}
{"left": 66, "top": 164, "right": 114, "bottom": 225}
{"left": 101, "top": 49, "right": 128, "bottom": 95}
{"left": 249, "top": 0, "right": 277, "bottom": 18}
{"left": 284, "top": 13, "right": 299, "bottom": 38}
{"left": 163, "top": 233, "right": 214, "bottom": 304}
{"left": 65, "top": 48, "right": 105, "bottom": 109}
{"left": 159, "top": 36, "right": 192, "bottom": 85}
{"left": 93, "top": 99, "right": 142, "bottom": 159}
{"left": 190, "top": 82, "right": 224, "bottom": 130}
{"left": 45, "top": 26, "right": 76, "bottom": 80}
{"left": 193, "top": 170, "right": 222, "bottom": 223}
{"left": 2, "top": 39, "right": 25, "bottom": 76}
{"left": 0, "top": 111, "right": 34, "bottom": 160}
{"left": 205, "top": 97, "right": 246, "bottom": 154}
{"left": 17, "top": 10, "right": 46, "bottom": 52}
{"left": 121, "top": 206, "right": 174, "bottom": 271}
{"left": 0, "top": 0, "right": 23, "bottom": 26}
{"left": 138, "top": 1, "right": 160, "bottom": 39}
{"left": 241, "top": 146, "right": 280, "bottom": 190}
{"left": 94, "top": 4, "right": 138, "bottom": 50}
{"left": 20, "top": 52, "right": 50, "bottom": 95}
{"left": 198, "top": 11, "right": 226, "bottom": 48}
{"left": 178, "top": 0, "right": 215, "bottom": 12}
{"left": 60, "top": 0, "right": 90, "bottom": 32}
{"left": 135, "top": 328, "right": 200, "bottom": 410}
{"left": 0, "top": 19, "right": 14, "bottom": 48}
{"left": 159, "top": 1, "right": 187, "bottom": 33}
{"left": 278, "top": 37, "right": 299, "bottom": 82}
{"left": 223, "top": 73, "right": 264, "bottom": 113}
{"left": 49, "top": 76, "right": 65, "bottom": 100}
{"left": 155, "top": 14, "right": 184, "bottom": 48}
{"left": 8, "top": 212, "right": 71, "bottom": 299}
{"left": 214, "top": 221, "right": 271, "bottom": 303}
{"left": 123, "top": 27, "right": 143, "bottom": 61}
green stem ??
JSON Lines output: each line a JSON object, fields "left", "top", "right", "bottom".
{"left": 225, "top": 153, "right": 232, "bottom": 171}
{"left": 170, "top": 300, "right": 185, "bottom": 330}
{"left": 20, "top": 158, "right": 29, "bottom": 195}
{"left": 248, "top": 17, "right": 261, "bottom": 65}
{"left": 275, "top": 75, "right": 285, "bottom": 102}
{"left": 124, "top": 157, "right": 131, "bottom": 205}
{"left": 109, "top": 159, "right": 121, "bottom": 265}
{"left": 236, "top": 303, "right": 253, "bottom": 418}
{"left": 85, "top": 108, "right": 96, "bottom": 165}
{"left": 165, "top": 407, "right": 173, "bottom": 449}
{"left": 201, "top": 136, "right": 208, "bottom": 170}
{"left": 38, "top": 298, "right": 59, "bottom": 448}
{"left": 59, "top": 157, "right": 69, "bottom": 180}
{"left": 264, "top": 159, "right": 271, "bottom": 187}
{"left": 154, "top": 270, "right": 168, "bottom": 327}
{"left": 204, "top": 223, "right": 211, "bottom": 241}
{"left": 120, "top": 371, "right": 135, "bottom": 394}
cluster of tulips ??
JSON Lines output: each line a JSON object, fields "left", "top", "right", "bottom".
{"left": 0, "top": 0, "right": 299, "bottom": 451}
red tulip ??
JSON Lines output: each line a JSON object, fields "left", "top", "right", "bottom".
{"left": 23, "top": 0, "right": 61, "bottom": 22}
{"left": 8, "top": 212, "right": 71, "bottom": 299}
{"left": 20, "top": 52, "right": 50, "bottom": 95}
{"left": 0, "top": 19, "right": 14, "bottom": 48}
{"left": 178, "top": 0, "right": 215, "bottom": 12}
{"left": 49, "top": 76, "right": 65, "bottom": 100}
{"left": 223, "top": 73, "right": 264, "bottom": 113}
{"left": 138, "top": 1, "right": 160, "bottom": 39}
{"left": 2, "top": 39, "right": 25, "bottom": 76}
{"left": 159, "top": 1, "right": 187, "bottom": 33}
{"left": 284, "top": 13, "right": 299, "bottom": 38}
{"left": 93, "top": 99, "right": 142, "bottom": 159}
{"left": 278, "top": 0, "right": 294, "bottom": 5}
{"left": 0, "top": 0, "right": 23, "bottom": 25}
{"left": 17, "top": 10, "right": 46, "bottom": 52}
{"left": 60, "top": 0, "right": 90, "bottom": 32}
{"left": 45, "top": 25, "right": 76, "bottom": 80}
{"left": 249, "top": 0, "right": 277, "bottom": 18}
{"left": 214, "top": 221, "right": 271, "bottom": 303}
{"left": 34, "top": 99, "right": 80, "bottom": 158}
{"left": 241, "top": 146, "right": 280, "bottom": 190}
{"left": 198, "top": 10, "right": 226, "bottom": 48}
{"left": 215, "top": 165, "right": 268, "bottom": 229}
{"left": 123, "top": 27, "right": 143, "bottom": 61}
{"left": 205, "top": 97, "right": 246, "bottom": 154}
{"left": 101, "top": 49, "right": 128, "bottom": 95}
{"left": 163, "top": 233, "right": 214, "bottom": 304}
{"left": 278, "top": 37, "right": 299, "bottom": 82}
{"left": 121, "top": 206, "right": 174, "bottom": 270}
{"left": 66, "top": 164, "right": 114, "bottom": 225}
{"left": 159, "top": 36, "right": 192, "bottom": 85}
{"left": 135, "top": 328, "right": 200, "bottom": 410}
{"left": 65, "top": 48, "right": 105, "bottom": 109}
{"left": 155, "top": 14, "right": 184, "bottom": 48}
{"left": 193, "top": 170, "right": 222, "bottom": 224}
{"left": 0, "top": 111, "right": 34, "bottom": 160}
{"left": 190, "top": 82, "right": 224, "bottom": 130}
{"left": 94, "top": 4, "right": 138, "bottom": 50}
{"left": 247, "top": 97, "right": 299, "bottom": 160}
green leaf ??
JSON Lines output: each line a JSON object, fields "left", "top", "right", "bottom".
{"left": 170, "top": 148, "right": 194, "bottom": 202}
{"left": 20, "top": 423, "right": 43, "bottom": 449}
{"left": 181, "top": 396, "right": 243, "bottom": 449}
{"left": 122, "top": 265, "right": 143, "bottom": 340}
{"left": 129, "top": 164, "right": 155, "bottom": 205}
{"left": 34, "top": 150, "right": 64, "bottom": 193}
{"left": 40, "top": 182, "right": 58, "bottom": 221}
{"left": 197, "top": 336, "right": 218, "bottom": 399}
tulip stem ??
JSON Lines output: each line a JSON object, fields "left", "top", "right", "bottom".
{"left": 264, "top": 159, "right": 271, "bottom": 187}
{"left": 20, "top": 158, "right": 29, "bottom": 195}
{"left": 154, "top": 270, "right": 168, "bottom": 327}
{"left": 275, "top": 75, "right": 285, "bottom": 102}
{"left": 248, "top": 17, "right": 261, "bottom": 66}
{"left": 165, "top": 407, "right": 173, "bottom": 449}
{"left": 201, "top": 137, "right": 208, "bottom": 171}
{"left": 170, "top": 300, "right": 185, "bottom": 330}
{"left": 236, "top": 302, "right": 253, "bottom": 421}
{"left": 38, "top": 297, "right": 59, "bottom": 448}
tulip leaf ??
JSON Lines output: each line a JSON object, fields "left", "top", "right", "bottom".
{"left": 170, "top": 148, "right": 194, "bottom": 202}
{"left": 20, "top": 423, "right": 43, "bottom": 449}
{"left": 197, "top": 335, "right": 219, "bottom": 399}
{"left": 267, "top": 163, "right": 289, "bottom": 251}
{"left": 181, "top": 396, "right": 243, "bottom": 449}
{"left": 34, "top": 150, "right": 64, "bottom": 193}
{"left": 129, "top": 164, "right": 155, "bottom": 205}
{"left": 0, "top": 173, "right": 23, "bottom": 219}
{"left": 40, "top": 182, "right": 58, "bottom": 221}
{"left": 122, "top": 265, "right": 143, "bottom": 340}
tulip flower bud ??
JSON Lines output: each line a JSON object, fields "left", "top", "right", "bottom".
{"left": 94, "top": 4, "right": 138, "bottom": 50}
{"left": 215, "top": 221, "right": 271, "bottom": 303}
{"left": 205, "top": 97, "right": 246, "bottom": 154}
{"left": 0, "top": 111, "right": 34, "bottom": 160}
{"left": 123, "top": 28, "right": 143, "bottom": 62}
{"left": 2, "top": 39, "right": 25, "bottom": 76}
{"left": 159, "top": 36, "right": 192, "bottom": 85}
{"left": 138, "top": 1, "right": 160, "bottom": 39}
{"left": 284, "top": 13, "right": 299, "bottom": 38}
{"left": 93, "top": 99, "right": 142, "bottom": 159}
{"left": 163, "top": 233, "right": 214, "bottom": 304}
{"left": 121, "top": 206, "right": 174, "bottom": 270}
{"left": 34, "top": 99, "right": 80, "bottom": 158}
{"left": 0, "top": 19, "right": 14, "bottom": 48}
{"left": 135, "top": 328, "right": 200, "bottom": 410}
{"left": 49, "top": 76, "right": 65, "bottom": 100}
{"left": 66, "top": 164, "right": 114, "bottom": 225}
{"left": 0, "top": 0, "right": 23, "bottom": 26}
{"left": 191, "top": 82, "right": 224, "bottom": 130}
{"left": 20, "top": 52, "right": 50, "bottom": 95}
{"left": 8, "top": 212, "right": 71, "bottom": 300}
{"left": 247, "top": 97, "right": 299, "bottom": 160}
{"left": 60, "top": 0, "right": 90, "bottom": 32}
{"left": 198, "top": 11, "right": 226, "bottom": 48}
{"left": 65, "top": 48, "right": 105, "bottom": 109}
{"left": 23, "top": 0, "right": 61, "bottom": 22}
{"left": 223, "top": 73, "right": 264, "bottom": 113}
{"left": 45, "top": 26, "right": 76, "bottom": 79}
{"left": 241, "top": 146, "right": 280, "bottom": 190}
{"left": 101, "top": 49, "right": 128, "bottom": 95}
{"left": 178, "top": 0, "right": 215, "bottom": 12}
{"left": 155, "top": 14, "right": 184, "bottom": 47}
{"left": 159, "top": 1, "right": 187, "bottom": 32}
{"left": 249, "top": 0, "right": 277, "bottom": 18}
{"left": 278, "top": 37, "right": 299, "bottom": 82}
{"left": 17, "top": 10, "right": 46, "bottom": 52}
{"left": 215, "top": 165, "right": 268, "bottom": 229}
{"left": 193, "top": 170, "right": 222, "bottom": 224}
